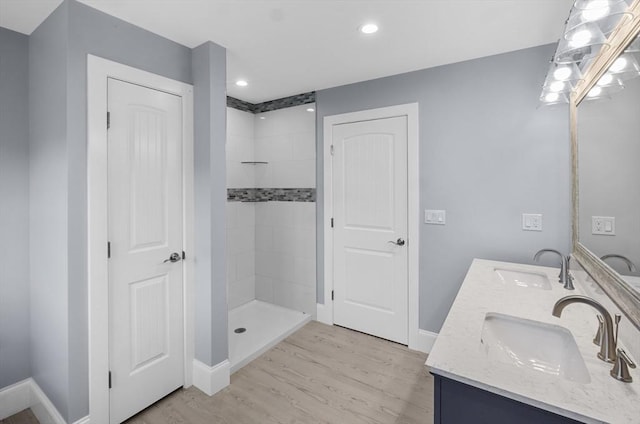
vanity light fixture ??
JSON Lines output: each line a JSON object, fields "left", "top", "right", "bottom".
{"left": 554, "top": 66, "right": 574, "bottom": 80}
{"left": 360, "top": 23, "right": 379, "bottom": 34}
{"left": 610, "top": 55, "right": 629, "bottom": 72}
{"left": 588, "top": 86, "right": 603, "bottom": 97}
{"left": 540, "top": 0, "right": 632, "bottom": 105}
{"left": 235, "top": 80, "right": 248, "bottom": 87}
{"left": 550, "top": 81, "right": 565, "bottom": 92}
{"left": 597, "top": 73, "right": 614, "bottom": 85}
{"left": 569, "top": 28, "right": 594, "bottom": 48}
{"left": 581, "top": 1, "right": 611, "bottom": 21}
{"left": 545, "top": 92, "right": 561, "bottom": 102}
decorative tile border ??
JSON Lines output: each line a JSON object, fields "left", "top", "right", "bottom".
{"left": 227, "top": 188, "right": 316, "bottom": 202}
{"left": 227, "top": 92, "right": 315, "bottom": 114}
{"left": 226, "top": 97, "right": 254, "bottom": 113}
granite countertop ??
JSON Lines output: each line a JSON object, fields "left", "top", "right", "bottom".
{"left": 426, "top": 259, "right": 640, "bottom": 424}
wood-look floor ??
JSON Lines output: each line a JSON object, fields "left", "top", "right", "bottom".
{"left": 2, "top": 321, "right": 433, "bottom": 424}
{"left": 0, "top": 409, "right": 38, "bottom": 424}
{"left": 128, "top": 321, "right": 433, "bottom": 424}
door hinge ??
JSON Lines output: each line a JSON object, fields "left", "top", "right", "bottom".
{"left": 107, "top": 111, "right": 111, "bottom": 129}
{"left": 330, "top": 145, "right": 334, "bottom": 156}
{"left": 331, "top": 290, "right": 334, "bottom": 301}
{"left": 107, "top": 242, "right": 111, "bottom": 258}
{"left": 331, "top": 218, "right": 334, "bottom": 228}
{"left": 108, "top": 371, "right": 112, "bottom": 389}
{"left": 182, "top": 251, "right": 186, "bottom": 260}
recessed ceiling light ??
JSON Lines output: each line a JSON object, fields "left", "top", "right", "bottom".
{"left": 306, "top": 108, "right": 315, "bottom": 112}
{"left": 235, "top": 80, "right": 248, "bottom": 87}
{"left": 259, "top": 116, "right": 266, "bottom": 120}
{"left": 360, "top": 23, "right": 378, "bottom": 34}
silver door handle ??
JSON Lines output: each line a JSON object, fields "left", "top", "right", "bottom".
{"left": 163, "top": 252, "right": 181, "bottom": 263}
{"left": 388, "top": 238, "right": 405, "bottom": 246}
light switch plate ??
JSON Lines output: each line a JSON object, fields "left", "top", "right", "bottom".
{"left": 522, "top": 213, "right": 542, "bottom": 231}
{"left": 425, "top": 209, "right": 446, "bottom": 225}
{"left": 592, "top": 216, "right": 615, "bottom": 235}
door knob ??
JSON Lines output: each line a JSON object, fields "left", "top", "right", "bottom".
{"left": 163, "top": 252, "right": 181, "bottom": 263}
{"left": 388, "top": 238, "right": 405, "bottom": 246}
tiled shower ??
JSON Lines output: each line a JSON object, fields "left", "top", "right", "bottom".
{"left": 226, "top": 101, "right": 316, "bottom": 371}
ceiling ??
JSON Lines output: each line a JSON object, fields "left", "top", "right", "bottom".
{"left": 0, "top": 0, "right": 573, "bottom": 103}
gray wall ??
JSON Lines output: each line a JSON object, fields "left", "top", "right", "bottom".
{"left": 0, "top": 27, "right": 30, "bottom": 389}
{"left": 192, "top": 42, "right": 228, "bottom": 366}
{"left": 29, "top": 0, "right": 200, "bottom": 421}
{"left": 29, "top": 4, "right": 71, "bottom": 417}
{"left": 316, "top": 44, "right": 572, "bottom": 333}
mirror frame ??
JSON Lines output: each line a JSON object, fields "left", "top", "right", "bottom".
{"left": 572, "top": 0, "right": 640, "bottom": 331}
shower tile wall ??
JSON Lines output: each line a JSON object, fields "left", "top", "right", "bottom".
{"left": 226, "top": 104, "right": 317, "bottom": 314}
{"left": 227, "top": 108, "right": 256, "bottom": 309}
{"left": 254, "top": 104, "right": 317, "bottom": 316}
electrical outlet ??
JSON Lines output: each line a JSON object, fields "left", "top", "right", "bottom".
{"left": 592, "top": 216, "right": 615, "bottom": 235}
{"left": 522, "top": 213, "right": 542, "bottom": 231}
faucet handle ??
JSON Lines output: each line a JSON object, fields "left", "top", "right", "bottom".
{"left": 610, "top": 348, "right": 636, "bottom": 383}
{"left": 614, "top": 313, "right": 621, "bottom": 346}
{"left": 593, "top": 315, "right": 604, "bottom": 346}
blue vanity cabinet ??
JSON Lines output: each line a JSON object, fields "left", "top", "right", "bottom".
{"left": 433, "top": 374, "right": 586, "bottom": 424}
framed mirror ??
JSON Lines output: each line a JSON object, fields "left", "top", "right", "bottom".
{"left": 572, "top": 3, "right": 640, "bottom": 330}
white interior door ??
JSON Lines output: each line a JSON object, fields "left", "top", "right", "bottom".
{"left": 332, "top": 116, "right": 409, "bottom": 344}
{"left": 108, "top": 78, "right": 184, "bottom": 424}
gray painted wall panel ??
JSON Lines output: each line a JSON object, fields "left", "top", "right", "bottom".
{"left": 192, "top": 41, "right": 228, "bottom": 366}
{"left": 28, "top": 2, "right": 71, "bottom": 418}
{"left": 27, "top": 0, "right": 195, "bottom": 420}
{"left": 316, "top": 44, "right": 571, "bottom": 333}
{"left": 0, "top": 27, "right": 30, "bottom": 389}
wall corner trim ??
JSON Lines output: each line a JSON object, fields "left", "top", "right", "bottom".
{"left": 192, "top": 359, "right": 230, "bottom": 396}
{"left": 315, "top": 303, "right": 332, "bottom": 325}
{"left": 410, "top": 329, "right": 438, "bottom": 354}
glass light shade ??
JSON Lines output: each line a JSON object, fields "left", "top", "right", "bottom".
{"left": 567, "top": 1, "right": 631, "bottom": 38}
{"left": 556, "top": 23, "right": 608, "bottom": 64}
{"left": 539, "top": 91, "right": 569, "bottom": 105}
{"left": 623, "top": 35, "right": 640, "bottom": 53}
{"left": 584, "top": 80, "right": 624, "bottom": 100}
{"left": 573, "top": 0, "right": 627, "bottom": 10}
{"left": 607, "top": 53, "right": 640, "bottom": 80}
{"left": 545, "top": 62, "right": 583, "bottom": 83}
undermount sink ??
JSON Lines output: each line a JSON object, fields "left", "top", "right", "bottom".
{"left": 480, "top": 313, "right": 590, "bottom": 383}
{"left": 494, "top": 268, "right": 552, "bottom": 290}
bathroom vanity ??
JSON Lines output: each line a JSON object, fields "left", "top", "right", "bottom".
{"left": 426, "top": 259, "right": 639, "bottom": 424}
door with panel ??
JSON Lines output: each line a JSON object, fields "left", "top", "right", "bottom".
{"left": 107, "top": 78, "right": 184, "bottom": 423}
{"left": 331, "top": 115, "right": 409, "bottom": 344}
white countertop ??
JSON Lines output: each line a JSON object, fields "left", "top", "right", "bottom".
{"left": 426, "top": 259, "right": 640, "bottom": 424}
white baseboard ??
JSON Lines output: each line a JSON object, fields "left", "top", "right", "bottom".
{"left": 0, "top": 379, "right": 31, "bottom": 419}
{"left": 315, "top": 303, "right": 332, "bottom": 325}
{"left": 0, "top": 378, "right": 87, "bottom": 424}
{"left": 409, "top": 329, "right": 438, "bottom": 353}
{"left": 28, "top": 379, "right": 66, "bottom": 424}
{"left": 192, "top": 359, "right": 230, "bottom": 396}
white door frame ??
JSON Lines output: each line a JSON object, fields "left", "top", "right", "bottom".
{"left": 320, "top": 103, "right": 421, "bottom": 351}
{"left": 87, "top": 55, "right": 195, "bottom": 422}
